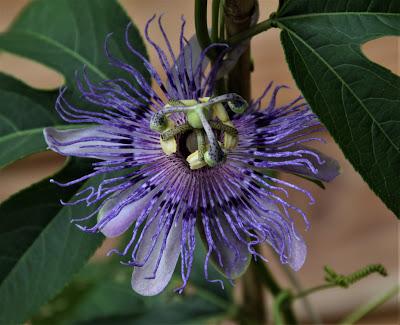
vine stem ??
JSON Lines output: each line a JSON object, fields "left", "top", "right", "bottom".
{"left": 254, "top": 259, "right": 297, "bottom": 324}
{"left": 273, "top": 290, "right": 292, "bottom": 325}
{"left": 211, "top": 0, "right": 221, "bottom": 42}
{"left": 339, "top": 285, "right": 399, "bottom": 325}
{"left": 241, "top": 261, "right": 267, "bottom": 324}
{"left": 218, "top": 0, "right": 225, "bottom": 40}
{"left": 223, "top": 0, "right": 265, "bottom": 323}
{"left": 292, "top": 283, "right": 336, "bottom": 300}
{"left": 228, "top": 18, "right": 275, "bottom": 45}
{"left": 224, "top": 0, "right": 255, "bottom": 101}
{"left": 194, "top": 0, "right": 216, "bottom": 60}
{"left": 277, "top": 260, "right": 322, "bottom": 324}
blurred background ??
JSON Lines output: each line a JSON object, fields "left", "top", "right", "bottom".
{"left": 0, "top": 0, "right": 398, "bottom": 324}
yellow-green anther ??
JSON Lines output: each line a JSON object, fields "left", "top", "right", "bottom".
{"left": 212, "top": 103, "right": 229, "bottom": 122}
{"left": 186, "top": 150, "right": 207, "bottom": 169}
{"left": 222, "top": 121, "right": 238, "bottom": 149}
{"left": 160, "top": 137, "right": 177, "bottom": 155}
{"left": 160, "top": 119, "right": 177, "bottom": 155}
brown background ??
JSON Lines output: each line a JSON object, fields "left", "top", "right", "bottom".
{"left": 0, "top": 1, "right": 398, "bottom": 324}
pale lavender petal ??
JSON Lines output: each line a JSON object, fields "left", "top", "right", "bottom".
{"left": 276, "top": 146, "right": 340, "bottom": 183}
{"left": 255, "top": 199, "right": 307, "bottom": 271}
{"left": 203, "top": 217, "right": 250, "bottom": 279}
{"left": 98, "top": 189, "right": 154, "bottom": 238}
{"left": 131, "top": 215, "right": 182, "bottom": 296}
{"left": 287, "top": 232, "right": 307, "bottom": 271}
{"left": 43, "top": 126, "right": 129, "bottom": 160}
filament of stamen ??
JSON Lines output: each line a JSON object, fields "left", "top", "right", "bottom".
{"left": 161, "top": 123, "right": 192, "bottom": 140}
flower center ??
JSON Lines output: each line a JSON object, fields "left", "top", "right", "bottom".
{"left": 149, "top": 94, "right": 247, "bottom": 170}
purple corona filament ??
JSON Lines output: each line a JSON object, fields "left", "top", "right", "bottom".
{"left": 43, "top": 15, "right": 340, "bottom": 296}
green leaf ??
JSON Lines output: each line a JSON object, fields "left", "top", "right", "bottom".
{"left": 0, "top": 0, "right": 149, "bottom": 167}
{"left": 0, "top": 158, "right": 84, "bottom": 282}
{"left": 33, "top": 259, "right": 232, "bottom": 325}
{"left": 275, "top": 0, "right": 400, "bottom": 217}
{"left": 0, "top": 159, "right": 107, "bottom": 324}
{"left": 132, "top": 295, "right": 227, "bottom": 325}
{"left": 63, "top": 269, "right": 147, "bottom": 324}
{"left": 32, "top": 263, "right": 149, "bottom": 325}
{"left": 0, "top": 0, "right": 148, "bottom": 87}
{"left": 0, "top": 73, "right": 61, "bottom": 168}
{"left": 191, "top": 232, "right": 233, "bottom": 301}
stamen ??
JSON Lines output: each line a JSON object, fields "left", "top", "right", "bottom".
{"left": 161, "top": 123, "right": 192, "bottom": 140}
{"left": 160, "top": 119, "right": 177, "bottom": 155}
{"left": 149, "top": 93, "right": 247, "bottom": 169}
{"left": 212, "top": 103, "right": 229, "bottom": 122}
{"left": 221, "top": 121, "right": 239, "bottom": 149}
{"left": 209, "top": 120, "right": 238, "bottom": 136}
{"left": 196, "top": 129, "right": 206, "bottom": 160}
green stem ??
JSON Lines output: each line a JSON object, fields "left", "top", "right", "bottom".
{"left": 278, "top": 262, "right": 322, "bottom": 324}
{"left": 228, "top": 18, "right": 275, "bottom": 46}
{"left": 211, "top": 0, "right": 221, "bottom": 42}
{"left": 253, "top": 257, "right": 297, "bottom": 324}
{"left": 292, "top": 283, "right": 336, "bottom": 300}
{"left": 241, "top": 261, "right": 266, "bottom": 324}
{"left": 273, "top": 291, "right": 291, "bottom": 325}
{"left": 339, "top": 285, "right": 400, "bottom": 325}
{"left": 211, "top": 0, "right": 226, "bottom": 95}
{"left": 253, "top": 258, "right": 281, "bottom": 296}
{"left": 218, "top": 0, "right": 225, "bottom": 40}
{"left": 194, "top": 0, "right": 215, "bottom": 59}
{"left": 224, "top": 0, "right": 255, "bottom": 101}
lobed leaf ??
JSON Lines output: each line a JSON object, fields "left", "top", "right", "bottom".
{"left": 275, "top": 0, "right": 400, "bottom": 217}
{"left": 0, "top": 0, "right": 149, "bottom": 168}
{"left": 0, "top": 0, "right": 148, "bottom": 87}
